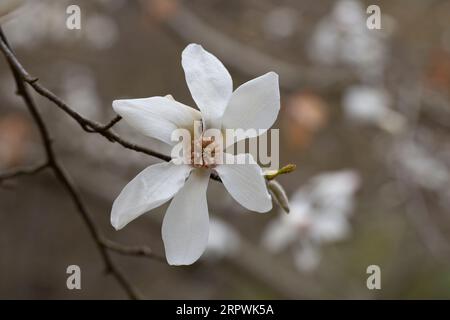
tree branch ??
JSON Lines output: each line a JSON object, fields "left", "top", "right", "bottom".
{"left": 0, "top": 35, "right": 170, "bottom": 160}
{"left": 0, "top": 27, "right": 159, "bottom": 300}
{"left": 100, "top": 237, "right": 166, "bottom": 262}
{"left": 87, "top": 115, "right": 122, "bottom": 132}
{"left": 0, "top": 35, "right": 225, "bottom": 181}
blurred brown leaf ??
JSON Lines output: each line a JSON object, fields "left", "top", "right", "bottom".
{"left": 426, "top": 50, "right": 450, "bottom": 94}
{"left": 282, "top": 91, "right": 329, "bottom": 149}
{"left": 143, "top": 0, "right": 179, "bottom": 23}
{"left": 0, "top": 113, "right": 30, "bottom": 169}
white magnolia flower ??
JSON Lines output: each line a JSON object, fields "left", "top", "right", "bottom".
{"left": 262, "top": 170, "right": 360, "bottom": 272}
{"left": 308, "top": 0, "right": 391, "bottom": 81}
{"left": 111, "top": 44, "right": 279, "bottom": 265}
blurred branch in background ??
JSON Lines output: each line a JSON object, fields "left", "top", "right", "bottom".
{"left": 389, "top": 81, "right": 450, "bottom": 259}
{"left": 149, "top": 1, "right": 355, "bottom": 91}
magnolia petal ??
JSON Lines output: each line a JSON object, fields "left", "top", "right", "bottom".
{"left": 181, "top": 44, "right": 232, "bottom": 128}
{"left": 112, "top": 96, "right": 201, "bottom": 145}
{"left": 111, "top": 162, "right": 193, "bottom": 230}
{"left": 215, "top": 154, "right": 272, "bottom": 213}
{"left": 222, "top": 72, "right": 280, "bottom": 140}
{"left": 162, "top": 169, "right": 210, "bottom": 265}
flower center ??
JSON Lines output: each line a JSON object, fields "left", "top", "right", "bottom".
{"left": 191, "top": 135, "right": 219, "bottom": 169}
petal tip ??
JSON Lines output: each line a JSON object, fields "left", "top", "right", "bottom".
{"left": 110, "top": 215, "right": 123, "bottom": 231}
{"left": 267, "top": 71, "right": 279, "bottom": 79}
{"left": 166, "top": 256, "right": 198, "bottom": 266}
{"left": 182, "top": 43, "right": 203, "bottom": 58}
{"left": 185, "top": 43, "right": 202, "bottom": 51}
{"left": 111, "top": 99, "right": 125, "bottom": 114}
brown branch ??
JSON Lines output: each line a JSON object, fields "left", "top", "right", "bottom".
{"left": 100, "top": 237, "right": 166, "bottom": 262}
{"left": 0, "top": 37, "right": 223, "bottom": 181}
{"left": 161, "top": 3, "right": 354, "bottom": 91}
{"left": 0, "top": 27, "right": 150, "bottom": 300}
{"left": 87, "top": 115, "right": 122, "bottom": 132}
{"left": 0, "top": 35, "right": 170, "bottom": 160}
{"left": 0, "top": 162, "right": 49, "bottom": 181}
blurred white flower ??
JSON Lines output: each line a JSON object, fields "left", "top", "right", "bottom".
{"left": 3, "top": 1, "right": 66, "bottom": 48}
{"left": 111, "top": 44, "right": 279, "bottom": 265}
{"left": 343, "top": 85, "right": 406, "bottom": 134}
{"left": 3, "top": 1, "right": 118, "bottom": 50}
{"left": 61, "top": 66, "right": 102, "bottom": 120}
{"left": 308, "top": 0, "right": 391, "bottom": 81}
{"left": 203, "top": 217, "right": 240, "bottom": 261}
{"left": 262, "top": 170, "right": 360, "bottom": 272}
{"left": 293, "top": 240, "right": 321, "bottom": 272}
{"left": 395, "top": 142, "right": 449, "bottom": 191}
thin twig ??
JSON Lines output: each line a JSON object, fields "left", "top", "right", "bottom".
{"left": 87, "top": 115, "right": 122, "bottom": 132}
{"left": 392, "top": 156, "right": 450, "bottom": 258}
{"left": 0, "top": 27, "right": 148, "bottom": 300}
{"left": 100, "top": 237, "right": 166, "bottom": 262}
{"left": 0, "top": 36, "right": 169, "bottom": 160}
{"left": 0, "top": 36, "right": 224, "bottom": 181}
{"left": 390, "top": 81, "right": 450, "bottom": 259}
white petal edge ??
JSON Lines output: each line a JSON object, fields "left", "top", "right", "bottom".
{"left": 112, "top": 96, "right": 201, "bottom": 145}
{"left": 215, "top": 153, "right": 272, "bottom": 213}
{"left": 162, "top": 169, "right": 210, "bottom": 265}
{"left": 181, "top": 44, "right": 232, "bottom": 128}
{"left": 111, "top": 162, "right": 193, "bottom": 230}
{"left": 222, "top": 72, "right": 280, "bottom": 141}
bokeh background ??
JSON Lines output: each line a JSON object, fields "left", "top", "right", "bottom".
{"left": 1, "top": 0, "right": 450, "bottom": 299}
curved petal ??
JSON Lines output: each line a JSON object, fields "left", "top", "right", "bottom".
{"left": 162, "top": 169, "right": 210, "bottom": 265}
{"left": 111, "top": 162, "right": 193, "bottom": 230}
{"left": 181, "top": 44, "right": 232, "bottom": 128}
{"left": 215, "top": 154, "right": 272, "bottom": 213}
{"left": 113, "top": 96, "right": 201, "bottom": 145}
{"left": 222, "top": 72, "right": 280, "bottom": 140}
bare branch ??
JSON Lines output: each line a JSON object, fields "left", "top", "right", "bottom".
{"left": 0, "top": 36, "right": 170, "bottom": 161}
{"left": 100, "top": 238, "right": 166, "bottom": 262}
{"left": 0, "top": 37, "right": 225, "bottom": 182}
{"left": 87, "top": 115, "right": 122, "bottom": 132}
{"left": 0, "top": 27, "right": 149, "bottom": 300}
{"left": 394, "top": 167, "right": 450, "bottom": 258}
